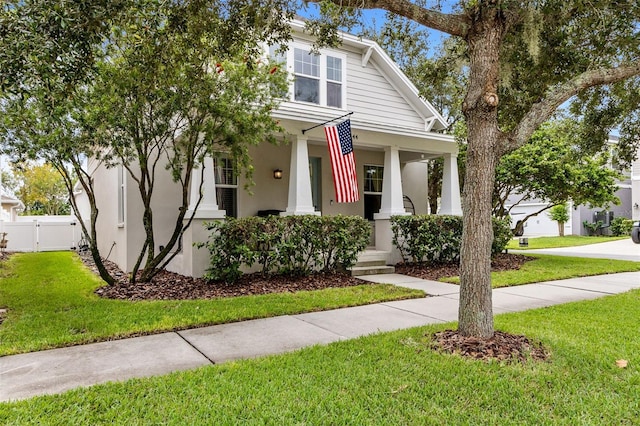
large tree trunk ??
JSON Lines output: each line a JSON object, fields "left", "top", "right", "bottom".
{"left": 457, "top": 6, "right": 507, "bottom": 338}
{"left": 459, "top": 124, "right": 499, "bottom": 338}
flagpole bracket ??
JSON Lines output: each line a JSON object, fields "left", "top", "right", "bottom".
{"left": 301, "top": 111, "right": 354, "bottom": 135}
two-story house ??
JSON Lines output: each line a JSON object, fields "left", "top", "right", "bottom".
{"left": 76, "top": 20, "right": 462, "bottom": 277}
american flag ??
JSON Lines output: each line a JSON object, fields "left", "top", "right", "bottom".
{"left": 325, "top": 119, "right": 359, "bottom": 203}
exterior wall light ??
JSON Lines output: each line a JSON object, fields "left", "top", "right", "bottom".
{"left": 273, "top": 169, "right": 283, "bottom": 179}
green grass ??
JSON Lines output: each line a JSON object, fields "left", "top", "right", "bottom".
{"left": 443, "top": 254, "right": 640, "bottom": 288}
{"left": 2, "top": 289, "right": 639, "bottom": 423}
{"left": 506, "top": 235, "right": 628, "bottom": 250}
{"left": 0, "top": 252, "right": 423, "bottom": 356}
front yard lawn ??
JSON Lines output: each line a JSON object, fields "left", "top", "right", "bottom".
{"left": 442, "top": 254, "right": 640, "bottom": 288}
{"left": 0, "top": 252, "right": 423, "bottom": 356}
{"left": 506, "top": 235, "right": 628, "bottom": 250}
{"left": 2, "top": 288, "right": 639, "bottom": 423}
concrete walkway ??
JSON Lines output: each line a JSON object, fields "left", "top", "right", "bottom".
{"left": 2, "top": 270, "right": 640, "bottom": 402}
{"left": 513, "top": 238, "right": 640, "bottom": 261}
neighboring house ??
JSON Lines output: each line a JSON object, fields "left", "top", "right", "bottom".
{"left": 508, "top": 136, "right": 634, "bottom": 236}
{"left": 632, "top": 144, "right": 640, "bottom": 221}
{"left": 1, "top": 194, "right": 24, "bottom": 222}
{"left": 76, "top": 20, "right": 462, "bottom": 277}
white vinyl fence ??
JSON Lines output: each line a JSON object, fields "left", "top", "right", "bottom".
{"left": 0, "top": 219, "right": 80, "bottom": 252}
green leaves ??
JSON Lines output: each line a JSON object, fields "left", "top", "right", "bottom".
{"left": 494, "top": 119, "right": 621, "bottom": 215}
{"left": 202, "top": 215, "right": 371, "bottom": 283}
{"left": 391, "top": 215, "right": 511, "bottom": 264}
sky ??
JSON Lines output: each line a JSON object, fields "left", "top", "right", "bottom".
{"left": 296, "top": 2, "right": 452, "bottom": 58}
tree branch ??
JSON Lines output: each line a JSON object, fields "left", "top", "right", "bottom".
{"left": 504, "top": 61, "right": 640, "bottom": 154}
{"left": 305, "top": 0, "right": 469, "bottom": 37}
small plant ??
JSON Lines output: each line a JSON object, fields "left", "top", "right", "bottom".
{"left": 548, "top": 204, "right": 570, "bottom": 237}
{"left": 583, "top": 220, "right": 604, "bottom": 236}
{"left": 610, "top": 217, "right": 634, "bottom": 236}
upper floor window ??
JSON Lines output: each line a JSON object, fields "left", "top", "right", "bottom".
{"left": 326, "top": 56, "right": 342, "bottom": 108}
{"left": 294, "top": 48, "right": 320, "bottom": 104}
{"left": 270, "top": 44, "right": 346, "bottom": 109}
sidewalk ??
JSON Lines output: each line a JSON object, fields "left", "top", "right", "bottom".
{"left": 2, "top": 271, "right": 640, "bottom": 402}
{"left": 512, "top": 238, "right": 640, "bottom": 261}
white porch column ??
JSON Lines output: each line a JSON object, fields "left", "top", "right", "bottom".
{"left": 172, "top": 156, "right": 226, "bottom": 278}
{"left": 374, "top": 146, "right": 408, "bottom": 261}
{"left": 439, "top": 152, "right": 463, "bottom": 216}
{"left": 283, "top": 135, "right": 319, "bottom": 216}
{"left": 374, "top": 146, "right": 409, "bottom": 219}
{"left": 186, "top": 156, "right": 225, "bottom": 219}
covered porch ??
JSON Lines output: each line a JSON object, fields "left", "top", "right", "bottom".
{"left": 173, "top": 118, "right": 462, "bottom": 277}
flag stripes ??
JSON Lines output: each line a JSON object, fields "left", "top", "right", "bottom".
{"left": 324, "top": 120, "right": 359, "bottom": 203}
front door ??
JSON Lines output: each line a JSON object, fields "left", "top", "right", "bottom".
{"left": 309, "top": 157, "right": 322, "bottom": 212}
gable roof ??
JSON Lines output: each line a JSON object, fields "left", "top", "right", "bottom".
{"left": 288, "top": 19, "right": 449, "bottom": 131}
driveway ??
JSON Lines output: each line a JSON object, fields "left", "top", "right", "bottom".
{"left": 515, "top": 238, "right": 640, "bottom": 262}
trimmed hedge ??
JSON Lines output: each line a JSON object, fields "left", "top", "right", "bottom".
{"left": 391, "top": 215, "right": 511, "bottom": 264}
{"left": 610, "top": 217, "right": 634, "bottom": 236}
{"left": 200, "top": 215, "right": 370, "bottom": 282}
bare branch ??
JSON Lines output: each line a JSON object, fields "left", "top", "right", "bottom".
{"left": 505, "top": 61, "right": 640, "bottom": 154}
{"left": 305, "top": 0, "right": 469, "bottom": 37}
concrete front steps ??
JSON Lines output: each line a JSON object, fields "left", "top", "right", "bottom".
{"left": 349, "top": 250, "right": 395, "bottom": 277}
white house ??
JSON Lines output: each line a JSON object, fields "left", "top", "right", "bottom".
{"left": 509, "top": 136, "right": 636, "bottom": 236}
{"left": 78, "top": 20, "right": 462, "bottom": 277}
{"left": 1, "top": 194, "right": 24, "bottom": 222}
{"left": 632, "top": 145, "right": 640, "bottom": 221}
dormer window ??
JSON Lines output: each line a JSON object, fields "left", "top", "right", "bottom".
{"left": 270, "top": 44, "right": 346, "bottom": 109}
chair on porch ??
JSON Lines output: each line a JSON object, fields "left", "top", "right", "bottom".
{"left": 403, "top": 195, "right": 415, "bottom": 215}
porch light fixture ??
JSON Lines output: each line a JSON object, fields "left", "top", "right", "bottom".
{"left": 273, "top": 169, "right": 283, "bottom": 180}
{"left": 634, "top": 203, "right": 639, "bottom": 209}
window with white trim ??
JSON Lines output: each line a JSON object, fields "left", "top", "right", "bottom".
{"left": 364, "top": 165, "right": 383, "bottom": 220}
{"left": 117, "top": 165, "right": 125, "bottom": 225}
{"left": 214, "top": 157, "right": 237, "bottom": 218}
{"left": 326, "top": 55, "right": 343, "bottom": 108}
{"left": 269, "top": 43, "right": 346, "bottom": 109}
{"left": 294, "top": 48, "right": 320, "bottom": 104}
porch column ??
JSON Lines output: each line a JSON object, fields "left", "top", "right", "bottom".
{"left": 374, "top": 146, "right": 409, "bottom": 220}
{"left": 186, "top": 156, "right": 225, "bottom": 219}
{"left": 440, "top": 152, "right": 463, "bottom": 216}
{"left": 283, "top": 135, "right": 319, "bottom": 216}
{"left": 374, "top": 146, "right": 409, "bottom": 261}
{"left": 176, "top": 156, "right": 225, "bottom": 278}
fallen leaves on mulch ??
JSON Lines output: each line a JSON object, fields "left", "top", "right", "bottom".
{"left": 85, "top": 252, "right": 535, "bottom": 301}
{"left": 430, "top": 329, "right": 550, "bottom": 363}
{"left": 395, "top": 253, "right": 533, "bottom": 281}
{"left": 94, "top": 269, "right": 367, "bottom": 301}
{"left": 82, "top": 252, "right": 368, "bottom": 301}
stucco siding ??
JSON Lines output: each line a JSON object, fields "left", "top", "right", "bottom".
{"left": 89, "top": 162, "right": 129, "bottom": 272}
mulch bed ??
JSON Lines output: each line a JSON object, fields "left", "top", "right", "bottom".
{"left": 430, "top": 329, "right": 550, "bottom": 363}
{"left": 88, "top": 252, "right": 533, "bottom": 301}
{"left": 395, "top": 253, "right": 534, "bottom": 281}
{"left": 84, "top": 255, "right": 368, "bottom": 301}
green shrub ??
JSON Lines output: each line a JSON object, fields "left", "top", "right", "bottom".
{"left": 492, "top": 216, "right": 513, "bottom": 255}
{"left": 200, "top": 215, "right": 370, "bottom": 282}
{"left": 583, "top": 220, "right": 604, "bottom": 236}
{"left": 391, "top": 215, "right": 511, "bottom": 264}
{"left": 610, "top": 217, "right": 634, "bottom": 236}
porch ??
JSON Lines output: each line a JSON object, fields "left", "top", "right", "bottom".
{"left": 170, "top": 123, "right": 462, "bottom": 277}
